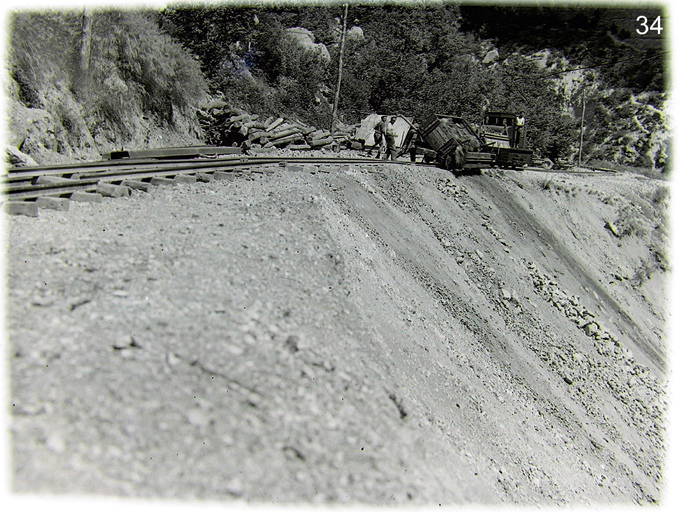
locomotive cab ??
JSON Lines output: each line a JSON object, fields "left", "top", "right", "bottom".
{"left": 482, "top": 112, "right": 526, "bottom": 149}
{"left": 482, "top": 111, "right": 532, "bottom": 169}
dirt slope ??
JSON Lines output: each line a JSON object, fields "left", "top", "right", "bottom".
{"left": 5, "top": 161, "right": 669, "bottom": 506}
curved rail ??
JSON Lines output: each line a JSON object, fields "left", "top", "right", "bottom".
{"left": 2, "top": 148, "right": 622, "bottom": 204}
{"left": 3, "top": 154, "right": 421, "bottom": 202}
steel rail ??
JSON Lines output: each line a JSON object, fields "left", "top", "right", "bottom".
{"left": 3, "top": 155, "right": 408, "bottom": 182}
{"left": 7, "top": 182, "right": 100, "bottom": 200}
{"left": 3, "top": 150, "right": 624, "bottom": 204}
{"left": 3, "top": 155, "right": 250, "bottom": 183}
{"left": 2, "top": 155, "right": 419, "bottom": 202}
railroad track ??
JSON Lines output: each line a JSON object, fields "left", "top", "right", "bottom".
{"left": 1, "top": 147, "right": 621, "bottom": 216}
{"left": 2, "top": 152, "right": 415, "bottom": 207}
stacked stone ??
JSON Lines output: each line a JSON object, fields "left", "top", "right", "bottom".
{"left": 198, "top": 104, "right": 358, "bottom": 152}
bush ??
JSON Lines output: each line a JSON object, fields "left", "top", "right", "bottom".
{"left": 615, "top": 205, "right": 648, "bottom": 238}
{"left": 9, "top": 12, "right": 81, "bottom": 107}
{"left": 85, "top": 10, "right": 208, "bottom": 130}
{"left": 7, "top": 9, "right": 209, "bottom": 161}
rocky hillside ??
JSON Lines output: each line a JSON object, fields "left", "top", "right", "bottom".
{"left": 6, "top": 161, "right": 670, "bottom": 505}
{"left": 5, "top": 5, "right": 670, "bottom": 174}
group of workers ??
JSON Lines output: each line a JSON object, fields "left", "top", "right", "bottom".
{"left": 367, "top": 115, "right": 419, "bottom": 161}
{"left": 369, "top": 115, "right": 399, "bottom": 160}
{"left": 366, "top": 110, "right": 526, "bottom": 161}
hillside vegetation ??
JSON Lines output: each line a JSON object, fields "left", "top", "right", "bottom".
{"left": 5, "top": 3, "right": 670, "bottom": 172}
{"left": 7, "top": 9, "right": 208, "bottom": 164}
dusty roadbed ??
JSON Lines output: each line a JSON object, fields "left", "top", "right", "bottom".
{"left": 5, "top": 162, "right": 669, "bottom": 505}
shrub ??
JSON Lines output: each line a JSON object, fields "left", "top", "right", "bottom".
{"left": 85, "top": 10, "right": 208, "bottom": 129}
{"left": 7, "top": 9, "right": 209, "bottom": 160}
{"left": 651, "top": 186, "right": 670, "bottom": 209}
{"left": 615, "top": 205, "right": 648, "bottom": 238}
{"left": 8, "top": 12, "right": 81, "bottom": 107}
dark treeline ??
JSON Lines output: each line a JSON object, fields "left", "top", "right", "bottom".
{"left": 458, "top": 5, "right": 667, "bottom": 93}
{"left": 7, "top": 2, "right": 670, "bottom": 169}
{"left": 160, "top": 2, "right": 668, "bottom": 166}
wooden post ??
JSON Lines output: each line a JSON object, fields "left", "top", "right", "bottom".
{"left": 579, "top": 89, "right": 586, "bottom": 166}
{"left": 330, "top": 4, "right": 348, "bottom": 132}
{"left": 79, "top": 8, "right": 92, "bottom": 75}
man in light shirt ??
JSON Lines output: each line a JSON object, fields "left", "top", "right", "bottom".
{"left": 384, "top": 116, "right": 398, "bottom": 160}
{"left": 515, "top": 111, "right": 526, "bottom": 148}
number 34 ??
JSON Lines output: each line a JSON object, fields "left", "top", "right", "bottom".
{"left": 637, "top": 15, "right": 663, "bottom": 35}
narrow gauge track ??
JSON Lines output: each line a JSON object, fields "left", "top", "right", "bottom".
{"left": 3, "top": 155, "right": 414, "bottom": 202}
{"left": 2, "top": 149, "right": 621, "bottom": 204}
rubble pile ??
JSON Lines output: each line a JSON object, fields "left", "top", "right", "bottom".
{"left": 197, "top": 103, "right": 360, "bottom": 152}
{"left": 526, "top": 260, "right": 665, "bottom": 455}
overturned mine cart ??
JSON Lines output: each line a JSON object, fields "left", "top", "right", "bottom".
{"left": 418, "top": 114, "right": 494, "bottom": 171}
{"left": 419, "top": 112, "right": 533, "bottom": 171}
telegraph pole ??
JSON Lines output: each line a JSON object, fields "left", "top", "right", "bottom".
{"left": 578, "top": 89, "right": 586, "bottom": 166}
{"left": 75, "top": 7, "right": 93, "bottom": 92}
{"left": 331, "top": 3, "right": 348, "bottom": 132}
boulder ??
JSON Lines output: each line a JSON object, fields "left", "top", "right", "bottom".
{"left": 483, "top": 48, "right": 500, "bottom": 65}
{"left": 286, "top": 27, "right": 331, "bottom": 61}
{"left": 6, "top": 145, "right": 38, "bottom": 167}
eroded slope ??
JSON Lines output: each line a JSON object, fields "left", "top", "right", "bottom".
{"left": 6, "top": 162, "right": 668, "bottom": 505}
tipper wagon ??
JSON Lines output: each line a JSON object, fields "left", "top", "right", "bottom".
{"left": 418, "top": 111, "right": 533, "bottom": 171}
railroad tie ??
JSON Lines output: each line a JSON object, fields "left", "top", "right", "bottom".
{"left": 122, "top": 180, "right": 151, "bottom": 192}
{"left": 34, "top": 175, "right": 79, "bottom": 185}
{"left": 96, "top": 183, "right": 131, "bottom": 198}
{"left": 2, "top": 201, "right": 39, "bottom": 217}
{"left": 70, "top": 191, "right": 104, "bottom": 203}
{"left": 150, "top": 177, "right": 177, "bottom": 186}
{"left": 174, "top": 175, "right": 197, "bottom": 184}
{"left": 36, "top": 197, "right": 70, "bottom": 211}
{"left": 214, "top": 171, "right": 236, "bottom": 181}
{"left": 195, "top": 173, "right": 214, "bottom": 183}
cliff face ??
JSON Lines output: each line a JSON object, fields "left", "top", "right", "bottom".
{"left": 526, "top": 49, "right": 670, "bottom": 171}
{"left": 585, "top": 90, "right": 669, "bottom": 170}
{"left": 6, "top": 9, "right": 208, "bottom": 166}
{"left": 6, "top": 84, "right": 204, "bottom": 166}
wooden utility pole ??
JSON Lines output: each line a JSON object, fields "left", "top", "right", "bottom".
{"left": 79, "top": 8, "right": 93, "bottom": 75}
{"left": 331, "top": 3, "right": 348, "bottom": 132}
{"left": 578, "top": 89, "right": 586, "bottom": 166}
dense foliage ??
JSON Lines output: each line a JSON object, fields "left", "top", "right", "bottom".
{"left": 8, "top": 9, "right": 208, "bottom": 159}
{"left": 160, "top": 2, "right": 668, "bottom": 168}
{"left": 7, "top": 3, "right": 670, "bottom": 170}
{"left": 458, "top": 5, "right": 667, "bottom": 93}
{"left": 159, "top": 3, "right": 573, "bottom": 159}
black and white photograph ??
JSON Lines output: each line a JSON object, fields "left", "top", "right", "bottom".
{"left": 1, "top": 0, "right": 680, "bottom": 509}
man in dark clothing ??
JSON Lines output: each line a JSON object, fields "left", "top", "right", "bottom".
{"left": 402, "top": 123, "right": 420, "bottom": 162}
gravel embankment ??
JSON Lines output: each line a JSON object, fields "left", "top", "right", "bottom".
{"left": 5, "top": 163, "right": 669, "bottom": 505}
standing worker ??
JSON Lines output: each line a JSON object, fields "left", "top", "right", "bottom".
{"left": 370, "top": 115, "right": 386, "bottom": 158}
{"left": 401, "top": 122, "right": 420, "bottom": 162}
{"left": 384, "top": 116, "right": 398, "bottom": 160}
{"left": 503, "top": 118, "right": 514, "bottom": 147}
{"left": 515, "top": 111, "right": 526, "bottom": 148}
